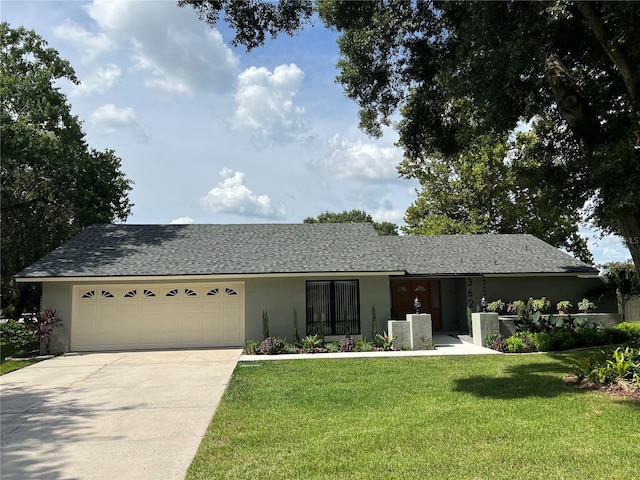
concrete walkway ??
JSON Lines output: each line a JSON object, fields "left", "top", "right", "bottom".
{"left": 240, "top": 334, "right": 499, "bottom": 361}
{"left": 0, "top": 349, "right": 241, "bottom": 480}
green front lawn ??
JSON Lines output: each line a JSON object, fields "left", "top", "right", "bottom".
{"left": 0, "top": 344, "right": 42, "bottom": 375}
{"left": 188, "top": 353, "right": 639, "bottom": 479}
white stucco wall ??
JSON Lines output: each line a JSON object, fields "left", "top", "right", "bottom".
{"left": 40, "top": 274, "right": 392, "bottom": 350}
{"left": 244, "top": 274, "right": 391, "bottom": 343}
{"left": 40, "top": 282, "right": 73, "bottom": 353}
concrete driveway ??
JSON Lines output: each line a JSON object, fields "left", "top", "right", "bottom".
{"left": 0, "top": 349, "right": 241, "bottom": 480}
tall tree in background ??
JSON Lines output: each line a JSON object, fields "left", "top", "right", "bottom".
{"left": 1, "top": 23, "right": 133, "bottom": 318}
{"left": 181, "top": 1, "right": 640, "bottom": 276}
{"left": 401, "top": 119, "right": 593, "bottom": 263}
{"left": 304, "top": 210, "right": 398, "bottom": 236}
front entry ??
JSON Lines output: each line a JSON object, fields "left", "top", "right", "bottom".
{"left": 390, "top": 279, "right": 442, "bottom": 330}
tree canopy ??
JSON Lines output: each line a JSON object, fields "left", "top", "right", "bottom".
{"left": 1, "top": 23, "right": 133, "bottom": 318}
{"left": 181, "top": 0, "right": 640, "bottom": 276}
{"left": 304, "top": 209, "right": 398, "bottom": 236}
{"left": 401, "top": 121, "right": 593, "bottom": 263}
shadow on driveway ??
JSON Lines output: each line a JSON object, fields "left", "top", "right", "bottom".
{"left": 1, "top": 381, "right": 130, "bottom": 480}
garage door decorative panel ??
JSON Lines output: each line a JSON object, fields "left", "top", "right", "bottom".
{"left": 72, "top": 282, "right": 244, "bottom": 351}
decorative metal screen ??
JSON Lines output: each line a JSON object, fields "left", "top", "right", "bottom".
{"left": 306, "top": 280, "right": 360, "bottom": 336}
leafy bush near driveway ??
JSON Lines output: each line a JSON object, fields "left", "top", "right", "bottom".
{"left": 24, "top": 308, "right": 62, "bottom": 354}
{"left": 0, "top": 320, "right": 38, "bottom": 356}
{"left": 259, "top": 336, "right": 285, "bottom": 355}
{"left": 243, "top": 340, "right": 261, "bottom": 355}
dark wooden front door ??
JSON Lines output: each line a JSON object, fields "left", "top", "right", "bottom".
{"left": 390, "top": 279, "right": 442, "bottom": 330}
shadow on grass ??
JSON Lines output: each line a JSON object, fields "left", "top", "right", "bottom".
{"left": 451, "top": 358, "right": 580, "bottom": 400}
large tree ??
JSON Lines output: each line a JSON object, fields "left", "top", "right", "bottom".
{"left": 181, "top": 0, "right": 640, "bottom": 276}
{"left": 1, "top": 23, "right": 133, "bottom": 318}
{"left": 402, "top": 121, "right": 593, "bottom": 263}
{"left": 304, "top": 209, "right": 398, "bottom": 236}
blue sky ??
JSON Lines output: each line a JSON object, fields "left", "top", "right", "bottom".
{"left": 2, "top": 0, "right": 631, "bottom": 266}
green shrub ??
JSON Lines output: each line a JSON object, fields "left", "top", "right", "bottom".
{"left": 355, "top": 337, "right": 373, "bottom": 352}
{"left": 0, "top": 320, "right": 38, "bottom": 356}
{"left": 615, "top": 322, "right": 640, "bottom": 340}
{"left": 486, "top": 333, "right": 508, "bottom": 353}
{"left": 375, "top": 331, "right": 396, "bottom": 351}
{"left": 528, "top": 332, "right": 553, "bottom": 352}
{"left": 258, "top": 336, "right": 285, "bottom": 355}
{"left": 550, "top": 330, "right": 576, "bottom": 351}
{"left": 506, "top": 336, "right": 526, "bottom": 353}
{"left": 516, "top": 332, "right": 536, "bottom": 352}
{"left": 570, "top": 343, "right": 640, "bottom": 387}
{"left": 325, "top": 341, "right": 340, "bottom": 353}
{"left": 302, "top": 334, "right": 323, "bottom": 352}
{"left": 243, "top": 340, "right": 261, "bottom": 355}
{"left": 282, "top": 343, "right": 298, "bottom": 354}
{"left": 574, "top": 327, "right": 602, "bottom": 347}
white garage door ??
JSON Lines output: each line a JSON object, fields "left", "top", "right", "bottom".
{"left": 71, "top": 283, "right": 244, "bottom": 351}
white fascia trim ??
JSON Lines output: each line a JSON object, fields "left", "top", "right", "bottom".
{"left": 15, "top": 271, "right": 406, "bottom": 283}
{"left": 483, "top": 272, "right": 599, "bottom": 278}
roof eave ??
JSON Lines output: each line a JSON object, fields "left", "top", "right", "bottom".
{"left": 14, "top": 270, "right": 407, "bottom": 283}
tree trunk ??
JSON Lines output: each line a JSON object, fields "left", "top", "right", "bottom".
{"left": 544, "top": 53, "right": 602, "bottom": 151}
{"left": 615, "top": 208, "right": 640, "bottom": 281}
{"left": 575, "top": 1, "right": 637, "bottom": 102}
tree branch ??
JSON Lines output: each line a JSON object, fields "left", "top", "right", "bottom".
{"left": 544, "top": 53, "right": 601, "bottom": 152}
{"left": 575, "top": 1, "right": 636, "bottom": 102}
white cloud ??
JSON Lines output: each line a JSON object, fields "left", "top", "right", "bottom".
{"left": 372, "top": 209, "right": 405, "bottom": 224}
{"left": 86, "top": 0, "right": 239, "bottom": 95}
{"left": 199, "top": 168, "right": 286, "bottom": 219}
{"left": 72, "top": 64, "right": 121, "bottom": 96}
{"left": 89, "top": 104, "right": 148, "bottom": 142}
{"left": 232, "top": 64, "right": 310, "bottom": 147}
{"left": 53, "top": 19, "right": 114, "bottom": 62}
{"left": 170, "top": 216, "right": 195, "bottom": 224}
{"left": 317, "top": 134, "right": 402, "bottom": 181}
{"left": 580, "top": 229, "right": 632, "bottom": 265}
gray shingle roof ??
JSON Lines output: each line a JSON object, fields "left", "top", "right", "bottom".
{"left": 382, "top": 234, "right": 597, "bottom": 275}
{"left": 16, "top": 223, "right": 404, "bottom": 278}
{"left": 15, "top": 224, "right": 598, "bottom": 279}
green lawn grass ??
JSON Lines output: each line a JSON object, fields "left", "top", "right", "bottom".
{"left": 0, "top": 345, "right": 42, "bottom": 375}
{"left": 188, "top": 353, "right": 639, "bottom": 480}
